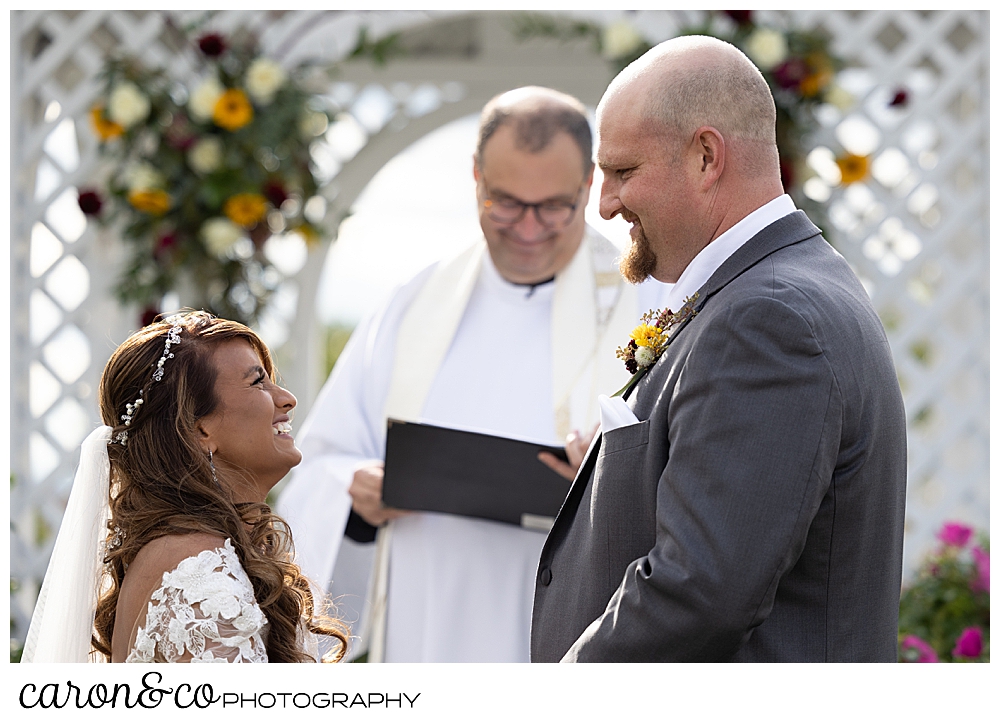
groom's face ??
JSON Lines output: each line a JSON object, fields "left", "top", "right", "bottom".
{"left": 475, "top": 124, "right": 593, "bottom": 285}
{"left": 597, "top": 91, "right": 701, "bottom": 284}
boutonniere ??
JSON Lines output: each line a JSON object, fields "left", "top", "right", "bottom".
{"left": 612, "top": 293, "right": 699, "bottom": 397}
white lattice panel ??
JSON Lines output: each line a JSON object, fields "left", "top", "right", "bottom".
{"left": 784, "top": 10, "right": 990, "bottom": 572}
{"left": 9, "top": 10, "right": 989, "bottom": 654}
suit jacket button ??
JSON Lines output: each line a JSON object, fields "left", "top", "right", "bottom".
{"left": 539, "top": 567, "right": 552, "bottom": 586}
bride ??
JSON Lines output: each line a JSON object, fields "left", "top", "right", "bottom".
{"left": 22, "top": 311, "right": 347, "bottom": 663}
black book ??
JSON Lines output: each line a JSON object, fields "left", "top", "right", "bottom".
{"left": 382, "top": 419, "right": 571, "bottom": 531}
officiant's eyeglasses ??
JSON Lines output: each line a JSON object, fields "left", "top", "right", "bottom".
{"left": 481, "top": 185, "right": 585, "bottom": 229}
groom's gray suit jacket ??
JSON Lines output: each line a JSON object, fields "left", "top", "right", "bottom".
{"left": 531, "top": 212, "right": 907, "bottom": 662}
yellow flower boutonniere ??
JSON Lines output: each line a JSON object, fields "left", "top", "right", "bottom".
{"left": 613, "top": 293, "right": 699, "bottom": 397}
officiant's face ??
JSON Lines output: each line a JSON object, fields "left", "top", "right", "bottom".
{"left": 475, "top": 125, "right": 593, "bottom": 285}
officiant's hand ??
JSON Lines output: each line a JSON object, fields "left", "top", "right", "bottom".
{"left": 349, "top": 463, "right": 409, "bottom": 527}
{"left": 537, "top": 424, "right": 599, "bottom": 482}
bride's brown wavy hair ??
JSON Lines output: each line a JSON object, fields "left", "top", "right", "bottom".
{"left": 92, "top": 311, "right": 347, "bottom": 662}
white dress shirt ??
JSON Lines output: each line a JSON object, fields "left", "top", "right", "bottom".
{"left": 663, "top": 194, "right": 796, "bottom": 314}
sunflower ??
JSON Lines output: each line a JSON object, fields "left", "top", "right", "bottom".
{"left": 630, "top": 323, "right": 664, "bottom": 349}
{"left": 90, "top": 106, "right": 124, "bottom": 141}
{"left": 836, "top": 154, "right": 870, "bottom": 185}
{"left": 127, "top": 189, "right": 171, "bottom": 216}
{"left": 223, "top": 193, "right": 268, "bottom": 228}
{"left": 213, "top": 89, "right": 254, "bottom": 132}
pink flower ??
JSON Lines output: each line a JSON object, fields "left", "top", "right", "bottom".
{"left": 937, "top": 522, "right": 973, "bottom": 548}
{"left": 971, "top": 546, "right": 989, "bottom": 593}
{"left": 900, "top": 635, "right": 939, "bottom": 663}
{"left": 952, "top": 627, "right": 983, "bottom": 659}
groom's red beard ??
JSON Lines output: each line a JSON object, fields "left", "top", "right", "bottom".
{"left": 619, "top": 225, "right": 658, "bottom": 284}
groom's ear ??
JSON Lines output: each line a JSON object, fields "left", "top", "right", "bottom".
{"left": 693, "top": 126, "right": 725, "bottom": 189}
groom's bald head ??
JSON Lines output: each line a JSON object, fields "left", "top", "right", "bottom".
{"left": 600, "top": 36, "right": 779, "bottom": 173}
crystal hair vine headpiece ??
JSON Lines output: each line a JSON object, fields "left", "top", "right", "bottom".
{"left": 113, "top": 318, "right": 184, "bottom": 446}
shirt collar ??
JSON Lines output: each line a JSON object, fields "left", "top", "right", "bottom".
{"left": 664, "top": 194, "right": 796, "bottom": 312}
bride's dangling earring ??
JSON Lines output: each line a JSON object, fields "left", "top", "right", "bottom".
{"left": 209, "top": 449, "right": 218, "bottom": 485}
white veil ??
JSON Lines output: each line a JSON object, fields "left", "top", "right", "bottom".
{"left": 21, "top": 425, "right": 113, "bottom": 663}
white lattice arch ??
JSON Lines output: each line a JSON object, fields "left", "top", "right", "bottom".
{"left": 9, "top": 10, "right": 989, "bottom": 653}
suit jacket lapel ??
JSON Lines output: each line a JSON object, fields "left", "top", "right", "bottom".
{"left": 628, "top": 212, "right": 824, "bottom": 403}
{"left": 693, "top": 210, "right": 822, "bottom": 312}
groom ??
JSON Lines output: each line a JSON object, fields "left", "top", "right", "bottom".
{"left": 531, "top": 36, "right": 907, "bottom": 662}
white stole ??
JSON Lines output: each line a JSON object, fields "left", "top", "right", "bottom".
{"left": 368, "top": 227, "right": 636, "bottom": 661}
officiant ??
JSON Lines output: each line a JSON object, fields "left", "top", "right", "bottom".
{"left": 278, "top": 86, "right": 667, "bottom": 662}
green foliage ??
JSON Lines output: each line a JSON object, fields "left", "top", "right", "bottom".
{"left": 898, "top": 527, "right": 989, "bottom": 662}
{"left": 322, "top": 323, "right": 357, "bottom": 380}
{"left": 348, "top": 27, "right": 404, "bottom": 67}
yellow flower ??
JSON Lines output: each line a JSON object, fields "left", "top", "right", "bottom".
{"left": 294, "top": 224, "right": 322, "bottom": 248}
{"left": 836, "top": 154, "right": 870, "bottom": 185}
{"left": 128, "top": 189, "right": 171, "bottom": 216}
{"left": 90, "top": 106, "right": 123, "bottom": 141}
{"left": 801, "top": 53, "right": 833, "bottom": 98}
{"left": 630, "top": 323, "right": 664, "bottom": 348}
{"left": 800, "top": 69, "right": 832, "bottom": 98}
{"left": 213, "top": 89, "right": 254, "bottom": 132}
{"left": 223, "top": 193, "right": 268, "bottom": 228}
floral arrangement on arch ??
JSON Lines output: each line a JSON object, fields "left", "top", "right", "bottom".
{"left": 510, "top": 10, "right": 869, "bottom": 231}
{"left": 79, "top": 25, "right": 334, "bottom": 326}
{"left": 898, "top": 521, "right": 989, "bottom": 662}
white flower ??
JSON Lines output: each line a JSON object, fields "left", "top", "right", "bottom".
{"left": 187, "top": 137, "right": 224, "bottom": 174}
{"left": 635, "top": 346, "right": 657, "bottom": 368}
{"left": 245, "top": 58, "right": 286, "bottom": 105}
{"left": 107, "top": 82, "right": 151, "bottom": 129}
{"left": 602, "top": 20, "right": 644, "bottom": 60}
{"left": 745, "top": 28, "right": 788, "bottom": 71}
{"left": 189, "top": 77, "right": 225, "bottom": 122}
{"left": 201, "top": 217, "right": 244, "bottom": 258}
{"left": 298, "top": 110, "right": 329, "bottom": 138}
{"left": 125, "top": 162, "right": 165, "bottom": 191}
{"left": 825, "top": 84, "right": 855, "bottom": 112}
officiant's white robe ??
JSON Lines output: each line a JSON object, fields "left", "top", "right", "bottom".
{"left": 279, "top": 228, "right": 668, "bottom": 662}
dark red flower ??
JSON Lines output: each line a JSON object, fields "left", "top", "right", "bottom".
{"left": 628, "top": 339, "right": 638, "bottom": 350}
{"left": 724, "top": 11, "right": 753, "bottom": 25}
{"left": 773, "top": 58, "right": 809, "bottom": 90}
{"left": 779, "top": 158, "right": 795, "bottom": 190}
{"left": 164, "top": 114, "right": 196, "bottom": 151}
{"left": 140, "top": 307, "right": 160, "bottom": 327}
{"left": 263, "top": 180, "right": 288, "bottom": 208}
{"left": 625, "top": 358, "right": 638, "bottom": 375}
{"left": 155, "top": 232, "right": 178, "bottom": 256}
{"left": 889, "top": 88, "right": 909, "bottom": 107}
{"left": 78, "top": 189, "right": 103, "bottom": 216}
{"left": 198, "top": 32, "right": 226, "bottom": 57}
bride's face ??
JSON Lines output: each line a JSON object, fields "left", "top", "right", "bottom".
{"left": 197, "top": 339, "right": 302, "bottom": 501}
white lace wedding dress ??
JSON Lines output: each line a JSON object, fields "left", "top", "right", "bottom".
{"left": 125, "top": 539, "right": 281, "bottom": 663}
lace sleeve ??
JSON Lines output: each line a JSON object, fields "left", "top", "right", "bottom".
{"left": 125, "top": 539, "right": 269, "bottom": 663}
